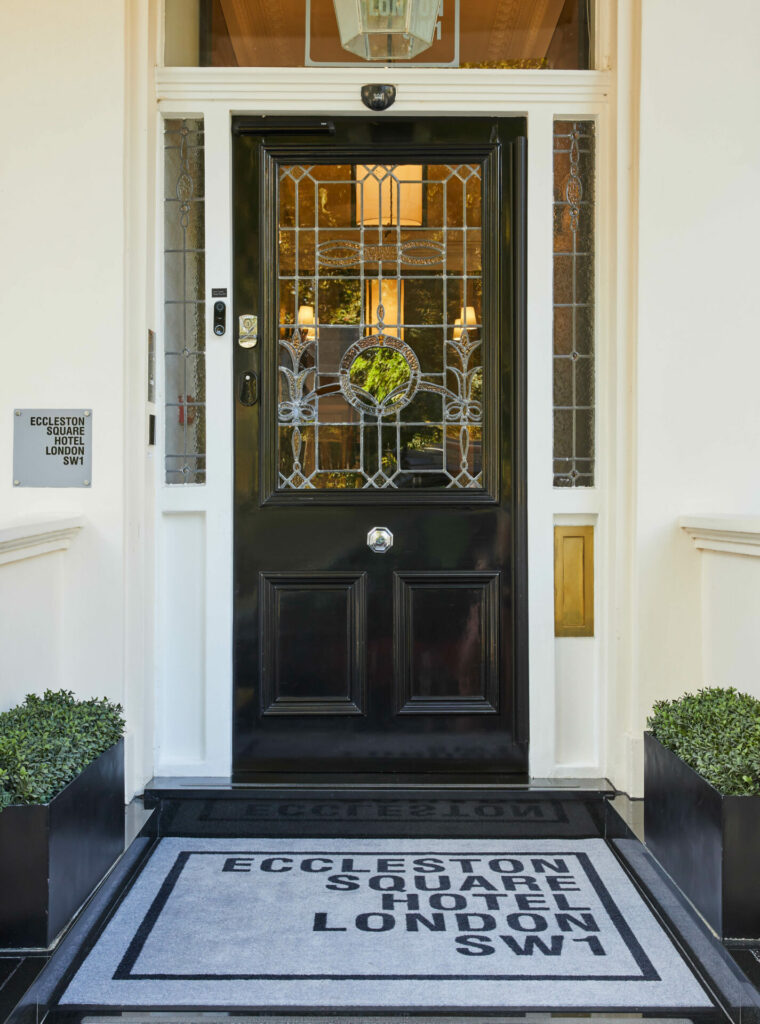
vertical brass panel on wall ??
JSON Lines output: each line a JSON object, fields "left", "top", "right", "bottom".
{"left": 554, "top": 525, "right": 594, "bottom": 637}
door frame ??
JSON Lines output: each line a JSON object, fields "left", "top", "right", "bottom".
{"left": 152, "top": 63, "right": 617, "bottom": 783}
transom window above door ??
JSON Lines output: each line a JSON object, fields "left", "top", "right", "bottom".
{"left": 165, "top": 0, "right": 593, "bottom": 69}
{"left": 276, "top": 162, "right": 484, "bottom": 490}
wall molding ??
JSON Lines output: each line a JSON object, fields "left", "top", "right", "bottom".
{"left": 156, "top": 67, "right": 613, "bottom": 108}
{"left": 0, "top": 517, "right": 85, "bottom": 567}
{"left": 680, "top": 515, "right": 760, "bottom": 558}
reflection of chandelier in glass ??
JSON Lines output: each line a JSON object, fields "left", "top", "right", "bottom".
{"left": 333, "top": 0, "right": 442, "bottom": 61}
{"left": 356, "top": 165, "right": 423, "bottom": 226}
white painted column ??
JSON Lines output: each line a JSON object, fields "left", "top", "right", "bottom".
{"left": 525, "top": 107, "right": 556, "bottom": 778}
{"left": 202, "top": 103, "right": 234, "bottom": 775}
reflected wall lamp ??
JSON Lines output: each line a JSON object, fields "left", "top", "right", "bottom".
{"left": 453, "top": 306, "right": 477, "bottom": 339}
{"left": 297, "top": 305, "right": 316, "bottom": 340}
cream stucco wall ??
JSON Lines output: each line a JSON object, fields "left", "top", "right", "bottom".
{"left": 613, "top": 0, "right": 760, "bottom": 793}
{"left": 701, "top": 550, "right": 760, "bottom": 694}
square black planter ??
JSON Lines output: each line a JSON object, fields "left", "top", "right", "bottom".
{"left": 644, "top": 730, "right": 760, "bottom": 940}
{"left": 0, "top": 738, "right": 124, "bottom": 948}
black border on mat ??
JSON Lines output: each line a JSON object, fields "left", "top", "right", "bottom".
{"left": 110, "top": 847, "right": 658, "bottom": 983}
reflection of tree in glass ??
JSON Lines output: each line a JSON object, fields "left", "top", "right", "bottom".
{"left": 327, "top": 280, "right": 361, "bottom": 324}
{"left": 319, "top": 187, "right": 338, "bottom": 227}
{"left": 406, "top": 428, "right": 441, "bottom": 452}
{"left": 382, "top": 427, "right": 441, "bottom": 472}
{"left": 349, "top": 348, "right": 410, "bottom": 404}
{"left": 407, "top": 279, "right": 442, "bottom": 326}
{"left": 470, "top": 367, "right": 483, "bottom": 402}
{"left": 319, "top": 472, "right": 364, "bottom": 489}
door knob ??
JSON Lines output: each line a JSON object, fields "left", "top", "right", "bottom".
{"left": 367, "top": 526, "right": 393, "bottom": 553}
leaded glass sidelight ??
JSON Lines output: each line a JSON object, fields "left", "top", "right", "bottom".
{"left": 553, "top": 120, "right": 595, "bottom": 487}
{"left": 276, "top": 162, "right": 484, "bottom": 490}
{"left": 164, "top": 118, "right": 206, "bottom": 484}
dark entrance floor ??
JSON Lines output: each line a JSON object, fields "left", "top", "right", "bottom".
{"left": 2, "top": 782, "right": 760, "bottom": 1024}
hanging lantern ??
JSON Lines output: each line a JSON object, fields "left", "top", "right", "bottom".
{"left": 333, "top": 0, "right": 442, "bottom": 61}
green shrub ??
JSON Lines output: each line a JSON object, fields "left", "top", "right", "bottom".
{"left": 0, "top": 689, "right": 124, "bottom": 811}
{"left": 648, "top": 687, "right": 760, "bottom": 796}
{"left": 0, "top": 769, "right": 11, "bottom": 811}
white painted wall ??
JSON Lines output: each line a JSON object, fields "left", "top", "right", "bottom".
{"left": 702, "top": 551, "right": 760, "bottom": 695}
{"left": 680, "top": 518, "right": 760, "bottom": 705}
{"left": 612, "top": 0, "right": 760, "bottom": 794}
{"left": 0, "top": 2, "right": 154, "bottom": 798}
{"left": 0, "top": 552, "right": 65, "bottom": 708}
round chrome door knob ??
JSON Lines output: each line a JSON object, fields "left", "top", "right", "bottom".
{"left": 367, "top": 526, "right": 393, "bottom": 553}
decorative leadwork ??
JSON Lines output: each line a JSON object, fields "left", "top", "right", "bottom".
{"left": 318, "top": 239, "right": 446, "bottom": 267}
{"left": 276, "top": 162, "right": 484, "bottom": 490}
{"left": 553, "top": 120, "right": 595, "bottom": 488}
{"left": 164, "top": 118, "right": 206, "bottom": 484}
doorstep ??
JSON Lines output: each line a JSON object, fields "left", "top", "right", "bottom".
{"left": 142, "top": 777, "right": 616, "bottom": 839}
{"left": 143, "top": 775, "right": 617, "bottom": 795}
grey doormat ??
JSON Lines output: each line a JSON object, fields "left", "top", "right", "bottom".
{"left": 61, "top": 838, "right": 711, "bottom": 1011}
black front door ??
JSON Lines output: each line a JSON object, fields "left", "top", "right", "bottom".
{"left": 233, "top": 117, "right": 527, "bottom": 777}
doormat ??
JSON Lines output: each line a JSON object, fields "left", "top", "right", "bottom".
{"left": 61, "top": 838, "right": 711, "bottom": 1011}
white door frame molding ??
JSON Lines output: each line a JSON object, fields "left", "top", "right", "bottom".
{"left": 149, "top": 8, "right": 629, "bottom": 782}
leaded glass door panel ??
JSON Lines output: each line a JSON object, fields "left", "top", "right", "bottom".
{"left": 276, "top": 160, "right": 485, "bottom": 491}
{"left": 233, "top": 118, "right": 527, "bottom": 776}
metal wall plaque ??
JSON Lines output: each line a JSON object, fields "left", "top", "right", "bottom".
{"left": 13, "top": 409, "right": 93, "bottom": 487}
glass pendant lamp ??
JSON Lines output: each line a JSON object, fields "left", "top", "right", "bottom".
{"left": 332, "top": 0, "right": 442, "bottom": 61}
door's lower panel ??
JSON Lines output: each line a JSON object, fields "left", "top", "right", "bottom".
{"left": 394, "top": 571, "right": 500, "bottom": 715}
{"left": 260, "top": 571, "right": 367, "bottom": 717}
{"left": 234, "top": 564, "right": 524, "bottom": 777}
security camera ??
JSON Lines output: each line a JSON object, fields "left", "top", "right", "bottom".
{"left": 361, "top": 84, "right": 397, "bottom": 111}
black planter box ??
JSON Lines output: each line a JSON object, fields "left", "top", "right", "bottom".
{"left": 644, "top": 730, "right": 760, "bottom": 940}
{"left": 0, "top": 739, "right": 124, "bottom": 948}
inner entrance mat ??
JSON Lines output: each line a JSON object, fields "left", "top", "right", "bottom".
{"left": 61, "top": 838, "right": 712, "bottom": 1011}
